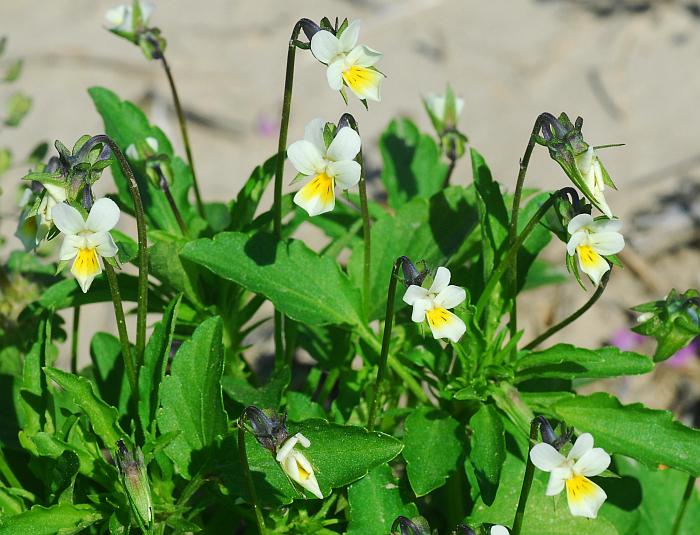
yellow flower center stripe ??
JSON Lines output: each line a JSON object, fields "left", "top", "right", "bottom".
{"left": 342, "top": 66, "right": 376, "bottom": 93}
{"left": 300, "top": 173, "right": 334, "bottom": 204}
{"left": 297, "top": 461, "right": 310, "bottom": 481}
{"left": 566, "top": 475, "right": 597, "bottom": 504}
{"left": 73, "top": 248, "right": 100, "bottom": 278}
{"left": 426, "top": 307, "right": 451, "bottom": 329}
{"left": 577, "top": 245, "right": 601, "bottom": 268}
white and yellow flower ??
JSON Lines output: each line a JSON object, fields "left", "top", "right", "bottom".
{"left": 424, "top": 92, "right": 464, "bottom": 125}
{"left": 289, "top": 118, "right": 361, "bottom": 216}
{"left": 105, "top": 1, "right": 154, "bottom": 32}
{"left": 491, "top": 526, "right": 510, "bottom": 535}
{"left": 52, "top": 198, "right": 120, "bottom": 293}
{"left": 566, "top": 213, "right": 624, "bottom": 286}
{"left": 276, "top": 432, "right": 323, "bottom": 499}
{"left": 310, "top": 20, "right": 384, "bottom": 102}
{"left": 530, "top": 432, "right": 611, "bottom": 519}
{"left": 403, "top": 266, "right": 466, "bottom": 343}
{"left": 575, "top": 147, "right": 613, "bottom": 218}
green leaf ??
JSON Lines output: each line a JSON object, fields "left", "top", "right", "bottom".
{"left": 286, "top": 392, "right": 326, "bottom": 422}
{"left": 347, "top": 463, "right": 418, "bottom": 535}
{"left": 403, "top": 407, "right": 463, "bottom": 496}
{"left": 379, "top": 118, "right": 448, "bottom": 208}
{"left": 43, "top": 368, "right": 126, "bottom": 448}
{"left": 182, "top": 231, "right": 364, "bottom": 327}
{"left": 4, "top": 92, "right": 31, "bottom": 127}
{"left": 515, "top": 344, "right": 653, "bottom": 381}
{"left": 221, "top": 367, "right": 290, "bottom": 410}
{"left": 138, "top": 296, "right": 180, "bottom": 436}
{"left": 553, "top": 393, "right": 700, "bottom": 475}
{"left": 521, "top": 259, "right": 567, "bottom": 291}
{"left": 0, "top": 504, "right": 102, "bottom": 534}
{"left": 157, "top": 316, "right": 228, "bottom": 478}
{"left": 230, "top": 155, "right": 277, "bottom": 230}
{"left": 149, "top": 241, "right": 202, "bottom": 307}
{"left": 468, "top": 404, "right": 505, "bottom": 505}
{"left": 3, "top": 59, "right": 22, "bottom": 82}
{"left": 0, "top": 148, "right": 10, "bottom": 175}
{"left": 348, "top": 187, "right": 479, "bottom": 320}
{"left": 89, "top": 332, "right": 130, "bottom": 417}
{"left": 18, "top": 318, "right": 49, "bottom": 435}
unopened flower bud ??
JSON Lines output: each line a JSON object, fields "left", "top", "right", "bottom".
{"left": 535, "top": 415, "right": 572, "bottom": 451}
{"left": 300, "top": 18, "right": 321, "bottom": 41}
{"left": 392, "top": 515, "right": 431, "bottom": 535}
{"left": 244, "top": 406, "right": 289, "bottom": 453}
{"left": 399, "top": 256, "right": 429, "bottom": 288}
{"left": 115, "top": 439, "right": 153, "bottom": 528}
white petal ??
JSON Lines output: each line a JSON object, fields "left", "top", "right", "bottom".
{"left": 434, "top": 285, "right": 466, "bottom": 309}
{"left": 343, "top": 66, "right": 383, "bottom": 102}
{"left": 491, "top": 527, "right": 510, "bottom": 535}
{"left": 591, "top": 218, "right": 622, "bottom": 233}
{"left": 428, "top": 266, "right": 451, "bottom": 294}
{"left": 402, "top": 285, "right": 429, "bottom": 306}
{"left": 338, "top": 19, "right": 361, "bottom": 52}
{"left": 426, "top": 308, "right": 466, "bottom": 342}
{"left": 287, "top": 140, "right": 325, "bottom": 176}
{"left": 327, "top": 127, "right": 361, "bottom": 162}
{"left": 303, "top": 118, "right": 327, "bottom": 154}
{"left": 530, "top": 442, "right": 565, "bottom": 472}
{"left": 326, "top": 160, "right": 360, "bottom": 190}
{"left": 89, "top": 232, "right": 119, "bottom": 258}
{"left": 575, "top": 147, "right": 594, "bottom": 176}
{"left": 410, "top": 298, "right": 431, "bottom": 323}
{"left": 574, "top": 448, "right": 610, "bottom": 477}
{"left": 589, "top": 232, "right": 624, "bottom": 256}
{"left": 346, "top": 45, "right": 383, "bottom": 67}
{"left": 310, "top": 30, "right": 341, "bottom": 64}
{"left": 86, "top": 198, "right": 120, "bottom": 233}
{"left": 289, "top": 450, "right": 323, "bottom": 499}
{"left": 125, "top": 144, "right": 139, "bottom": 160}
{"left": 105, "top": 5, "right": 129, "bottom": 28}
{"left": 577, "top": 248, "right": 610, "bottom": 286}
{"left": 145, "top": 136, "right": 158, "bottom": 152}
{"left": 275, "top": 435, "right": 298, "bottom": 463}
{"left": 138, "top": 0, "right": 154, "bottom": 24}
{"left": 591, "top": 189, "right": 613, "bottom": 218}
{"left": 295, "top": 433, "right": 311, "bottom": 448}
{"left": 52, "top": 203, "right": 86, "bottom": 235}
{"left": 425, "top": 94, "right": 445, "bottom": 120}
{"left": 326, "top": 60, "right": 345, "bottom": 91}
{"left": 568, "top": 433, "right": 594, "bottom": 461}
{"left": 566, "top": 476, "right": 607, "bottom": 518}
{"left": 44, "top": 183, "right": 67, "bottom": 203}
{"left": 59, "top": 235, "right": 83, "bottom": 261}
{"left": 567, "top": 213, "right": 594, "bottom": 235}
{"left": 546, "top": 470, "right": 568, "bottom": 496}
{"left": 455, "top": 97, "right": 465, "bottom": 117}
{"left": 566, "top": 231, "right": 587, "bottom": 257}
{"left": 293, "top": 175, "right": 335, "bottom": 217}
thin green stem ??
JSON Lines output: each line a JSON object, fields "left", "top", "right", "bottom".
{"left": 238, "top": 421, "right": 266, "bottom": 535}
{"left": 512, "top": 418, "right": 541, "bottom": 535}
{"left": 443, "top": 156, "right": 457, "bottom": 188}
{"left": 160, "top": 54, "right": 205, "bottom": 219}
{"left": 367, "top": 259, "right": 401, "bottom": 431}
{"left": 523, "top": 270, "right": 610, "bottom": 351}
{"left": 70, "top": 305, "right": 80, "bottom": 374}
{"left": 176, "top": 469, "right": 206, "bottom": 507}
{"left": 507, "top": 116, "right": 546, "bottom": 343}
{"left": 0, "top": 448, "right": 21, "bottom": 488}
{"left": 475, "top": 190, "right": 565, "bottom": 324}
{"left": 89, "top": 135, "right": 149, "bottom": 367}
{"left": 104, "top": 262, "right": 138, "bottom": 397}
{"left": 671, "top": 475, "right": 696, "bottom": 535}
{"left": 154, "top": 164, "right": 188, "bottom": 236}
{"left": 271, "top": 21, "right": 304, "bottom": 365}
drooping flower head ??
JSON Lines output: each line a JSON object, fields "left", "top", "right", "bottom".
{"left": 276, "top": 432, "right": 323, "bottom": 499}
{"left": 289, "top": 118, "right": 361, "bottom": 216}
{"left": 566, "top": 213, "right": 624, "bottom": 286}
{"left": 403, "top": 266, "right": 467, "bottom": 343}
{"left": 530, "top": 432, "right": 611, "bottom": 518}
{"left": 52, "top": 197, "right": 120, "bottom": 293}
{"left": 105, "top": 1, "right": 154, "bottom": 35}
{"left": 310, "top": 20, "right": 384, "bottom": 103}
{"left": 16, "top": 182, "right": 68, "bottom": 250}
{"left": 423, "top": 85, "right": 469, "bottom": 162}
{"left": 575, "top": 146, "right": 615, "bottom": 218}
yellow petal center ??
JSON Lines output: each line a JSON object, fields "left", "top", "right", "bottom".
{"left": 73, "top": 248, "right": 100, "bottom": 278}
{"left": 342, "top": 66, "right": 376, "bottom": 93}
{"left": 577, "top": 245, "right": 600, "bottom": 268}
{"left": 566, "top": 475, "right": 597, "bottom": 504}
{"left": 296, "top": 461, "right": 310, "bottom": 481}
{"left": 426, "top": 307, "right": 451, "bottom": 329}
{"left": 299, "top": 172, "right": 334, "bottom": 204}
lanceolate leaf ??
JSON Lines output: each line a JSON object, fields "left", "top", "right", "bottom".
{"left": 0, "top": 504, "right": 102, "bottom": 535}
{"left": 515, "top": 344, "right": 653, "bottom": 381}
{"left": 182, "top": 231, "right": 364, "bottom": 327}
{"left": 403, "top": 407, "right": 463, "bottom": 496}
{"left": 158, "top": 316, "right": 228, "bottom": 479}
{"left": 347, "top": 463, "right": 418, "bottom": 535}
{"left": 553, "top": 393, "right": 700, "bottom": 476}
{"left": 468, "top": 404, "right": 505, "bottom": 505}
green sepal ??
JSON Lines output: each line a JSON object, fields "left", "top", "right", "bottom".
{"left": 54, "top": 139, "right": 71, "bottom": 162}
{"left": 21, "top": 171, "right": 66, "bottom": 187}
{"left": 605, "top": 253, "right": 623, "bottom": 268}
{"left": 360, "top": 98, "right": 369, "bottom": 111}
{"left": 565, "top": 252, "right": 586, "bottom": 290}
{"left": 323, "top": 122, "right": 337, "bottom": 149}
{"left": 55, "top": 259, "right": 69, "bottom": 276}
{"left": 336, "top": 18, "right": 349, "bottom": 37}
{"left": 597, "top": 156, "right": 618, "bottom": 190}
{"left": 319, "top": 17, "right": 335, "bottom": 32}
{"left": 339, "top": 87, "right": 349, "bottom": 106}
{"left": 443, "top": 84, "right": 458, "bottom": 127}
{"left": 289, "top": 171, "right": 307, "bottom": 186}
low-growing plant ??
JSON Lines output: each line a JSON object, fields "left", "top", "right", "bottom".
{"left": 1, "top": 3, "right": 699, "bottom": 534}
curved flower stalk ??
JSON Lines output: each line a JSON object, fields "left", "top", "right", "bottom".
{"left": 289, "top": 118, "right": 361, "bottom": 216}
{"left": 566, "top": 213, "right": 624, "bottom": 286}
{"left": 310, "top": 19, "right": 384, "bottom": 102}
{"left": 575, "top": 146, "right": 614, "bottom": 218}
{"left": 52, "top": 197, "right": 120, "bottom": 293}
{"left": 276, "top": 432, "right": 323, "bottom": 499}
{"left": 403, "top": 266, "right": 466, "bottom": 343}
{"left": 530, "top": 432, "right": 611, "bottom": 518}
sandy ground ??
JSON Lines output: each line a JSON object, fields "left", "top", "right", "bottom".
{"left": 1, "top": 0, "right": 700, "bottom": 413}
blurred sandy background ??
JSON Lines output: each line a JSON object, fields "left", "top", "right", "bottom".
{"left": 1, "top": 0, "right": 700, "bottom": 418}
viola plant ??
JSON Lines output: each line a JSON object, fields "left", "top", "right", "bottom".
{"left": 1, "top": 8, "right": 700, "bottom": 535}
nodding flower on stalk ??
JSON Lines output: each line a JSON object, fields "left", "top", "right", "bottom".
{"left": 288, "top": 117, "right": 361, "bottom": 216}
{"left": 566, "top": 213, "right": 624, "bottom": 286}
{"left": 403, "top": 266, "right": 467, "bottom": 343}
{"left": 423, "top": 85, "right": 469, "bottom": 162}
{"left": 276, "top": 433, "right": 323, "bottom": 499}
{"left": 105, "top": 0, "right": 166, "bottom": 59}
{"left": 310, "top": 19, "right": 385, "bottom": 103}
{"left": 16, "top": 181, "right": 67, "bottom": 250}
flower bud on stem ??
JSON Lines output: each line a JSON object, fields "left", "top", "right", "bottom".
{"left": 238, "top": 416, "right": 267, "bottom": 535}
{"left": 512, "top": 417, "right": 543, "bottom": 535}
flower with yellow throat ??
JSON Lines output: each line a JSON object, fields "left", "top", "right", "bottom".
{"left": 310, "top": 20, "right": 384, "bottom": 102}
{"left": 566, "top": 213, "right": 624, "bottom": 286}
{"left": 52, "top": 198, "right": 120, "bottom": 293}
